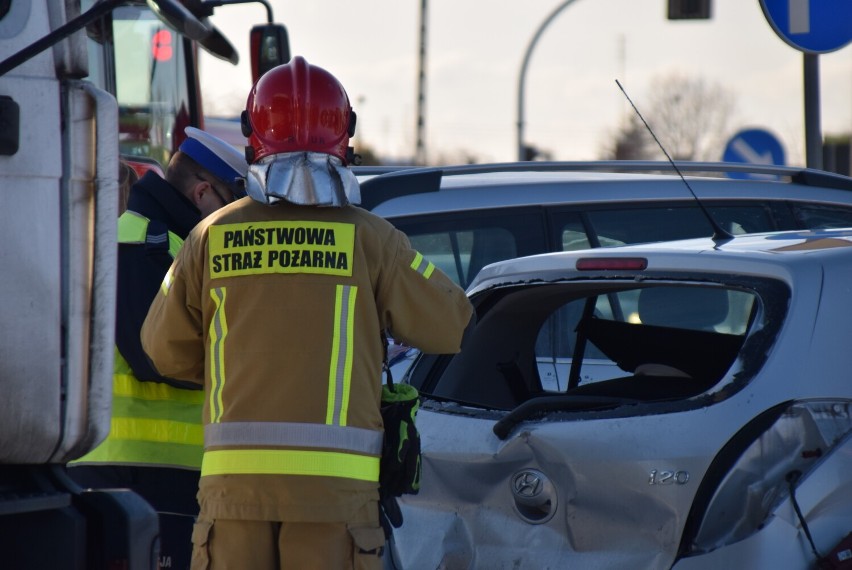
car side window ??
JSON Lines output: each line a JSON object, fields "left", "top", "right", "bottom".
{"left": 392, "top": 210, "right": 547, "bottom": 288}
{"left": 552, "top": 203, "right": 778, "bottom": 250}
{"left": 706, "top": 205, "right": 779, "bottom": 234}
{"left": 560, "top": 217, "right": 594, "bottom": 250}
{"left": 792, "top": 204, "right": 852, "bottom": 229}
{"left": 588, "top": 207, "right": 714, "bottom": 246}
{"left": 588, "top": 205, "right": 778, "bottom": 246}
{"left": 408, "top": 228, "right": 516, "bottom": 288}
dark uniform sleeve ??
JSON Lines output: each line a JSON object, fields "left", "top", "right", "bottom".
{"left": 377, "top": 227, "right": 473, "bottom": 354}
{"left": 141, "top": 233, "right": 206, "bottom": 386}
{"left": 114, "top": 243, "right": 198, "bottom": 389}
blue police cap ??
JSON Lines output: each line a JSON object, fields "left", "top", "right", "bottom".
{"left": 179, "top": 126, "right": 248, "bottom": 197}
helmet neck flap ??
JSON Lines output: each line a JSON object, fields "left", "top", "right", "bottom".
{"left": 244, "top": 151, "right": 361, "bottom": 207}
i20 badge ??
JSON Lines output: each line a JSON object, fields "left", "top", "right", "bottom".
{"left": 648, "top": 469, "right": 690, "bottom": 485}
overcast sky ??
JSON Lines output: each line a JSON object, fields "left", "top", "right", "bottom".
{"left": 199, "top": 0, "right": 852, "bottom": 165}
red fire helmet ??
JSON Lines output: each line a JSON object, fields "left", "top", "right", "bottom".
{"left": 242, "top": 56, "right": 356, "bottom": 164}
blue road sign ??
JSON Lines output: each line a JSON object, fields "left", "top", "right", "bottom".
{"left": 760, "top": 0, "right": 852, "bottom": 53}
{"left": 722, "top": 129, "right": 786, "bottom": 179}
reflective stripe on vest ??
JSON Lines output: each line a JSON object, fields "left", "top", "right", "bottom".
{"left": 200, "top": 284, "right": 379, "bottom": 482}
{"left": 72, "top": 348, "right": 205, "bottom": 469}
{"left": 118, "top": 210, "right": 184, "bottom": 257}
{"left": 71, "top": 212, "right": 201, "bottom": 469}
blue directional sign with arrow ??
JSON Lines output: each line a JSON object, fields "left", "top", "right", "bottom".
{"left": 760, "top": 0, "right": 852, "bottom": 53}
{"left": 722, "top": 129, "right": 786, "bottom": 179}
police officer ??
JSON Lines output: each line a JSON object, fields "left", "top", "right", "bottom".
{"left": 140, "top": 57, "right": 473, "bottom": 570}
{"left": 69, "top": 127, "right": 248, "bottom": 570}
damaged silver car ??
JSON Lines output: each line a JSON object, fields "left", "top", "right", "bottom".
{"left": 387, "top": 228, "right": 852, "bottom": 569}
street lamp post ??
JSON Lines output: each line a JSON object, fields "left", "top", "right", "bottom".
{"left": 517, "top": 0, "right": 580, "bottom": 161}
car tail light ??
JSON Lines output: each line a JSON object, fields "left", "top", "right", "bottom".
{"left": 576, "top": 257, "right": 647, "bottom": 271}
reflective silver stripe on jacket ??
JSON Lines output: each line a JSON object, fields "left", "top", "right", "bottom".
{"left": 209, "top": 287, "right": 228, "bottom": 423}
{"left": 328, "top": 284, "right": 357, "bottom": 426}
{"left": 204, "top": 421, "right": 383, "bottom": 455}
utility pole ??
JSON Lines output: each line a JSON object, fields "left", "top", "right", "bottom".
{"left": 415, "top": 0, "right": 428, "bottom": 165}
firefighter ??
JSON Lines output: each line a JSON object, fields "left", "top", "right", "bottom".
{"left": 69, "top": 127, "right": 248, "bottom": 570}
{"left": 140, "top": 56, "right": 473, "bottom": 570}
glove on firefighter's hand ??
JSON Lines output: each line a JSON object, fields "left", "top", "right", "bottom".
{"left": 379, "top": 495, "right": 403, "bottom": 539}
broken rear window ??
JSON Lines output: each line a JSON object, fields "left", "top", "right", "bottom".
{"left": 413, "top": 281, "right": 769, "bottom": 412}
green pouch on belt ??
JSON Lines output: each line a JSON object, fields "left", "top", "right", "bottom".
{"left": 380, "top": 381, "right": 421, "bottom": 499}
{"left": 378, "top": 335, "right": 422, "bottom": 532}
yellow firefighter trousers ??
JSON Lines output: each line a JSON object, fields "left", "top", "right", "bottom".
{"left": 190, "top": 502, "right": 385, "bottom": 570}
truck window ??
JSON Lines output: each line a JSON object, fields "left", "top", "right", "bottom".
{"left": 86, "top": 3, "right": 195, "bottom": 169}
{"left": 114, "top": 6, "right": 193, "bottom": 167}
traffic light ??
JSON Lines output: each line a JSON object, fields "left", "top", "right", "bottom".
{"left": 667, "top": 0, "right": 711, "bottom": 20}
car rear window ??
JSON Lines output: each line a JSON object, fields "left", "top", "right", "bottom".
{"left": 412, "top": 280, "right": 776, "bottom": 413}
{"left": 535, "top": 285, "right": 757, "bottom": 392}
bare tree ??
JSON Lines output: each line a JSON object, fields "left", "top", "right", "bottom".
{"left": 601, "top": 72, "right": 736, "bottom": 161}
{"left": 600, "top": 114, "right": 657, "bottom": 160}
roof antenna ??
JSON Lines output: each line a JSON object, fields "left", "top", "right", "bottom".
{"left": 615, "top": 79, "right": 733, "bottom": 245}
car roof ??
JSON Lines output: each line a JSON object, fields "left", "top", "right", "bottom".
{"left": 467, "top": 227, "right": 852, "bottom": 295}
{"left": 356, "top": 161, "right": 852, "bottom": 217}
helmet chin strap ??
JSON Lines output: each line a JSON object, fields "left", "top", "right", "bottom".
{"left": 346, "top": 147, "right": 362, "bottom": 166}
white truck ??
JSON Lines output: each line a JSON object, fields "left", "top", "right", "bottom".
{"left": 0, "top": 1, "right": 286, "bottom": 567}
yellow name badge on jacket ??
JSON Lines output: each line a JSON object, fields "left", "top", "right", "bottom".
{"left": 208, "top": 221, "right": 355, "bottom": 278}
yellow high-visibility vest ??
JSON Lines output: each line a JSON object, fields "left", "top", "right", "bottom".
{"left": 71, "top": 211, "right": 204, "bottom": 470}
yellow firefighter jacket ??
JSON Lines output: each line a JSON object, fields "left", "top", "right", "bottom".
{"left": 141, "top": 198, "right": 472, "bottom": 522}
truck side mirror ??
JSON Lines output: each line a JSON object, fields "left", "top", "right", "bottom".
{"left": 250, "top": 23, "right": 290, "bottom": 83}
{"left": 0, "top": 0, "right": 209, "bottom": 76}
{"left": 146, "top": 0, "right": 209, "bottom": 41}
{"left": 198, "top": 25, "right": 239, "bottom": 64}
